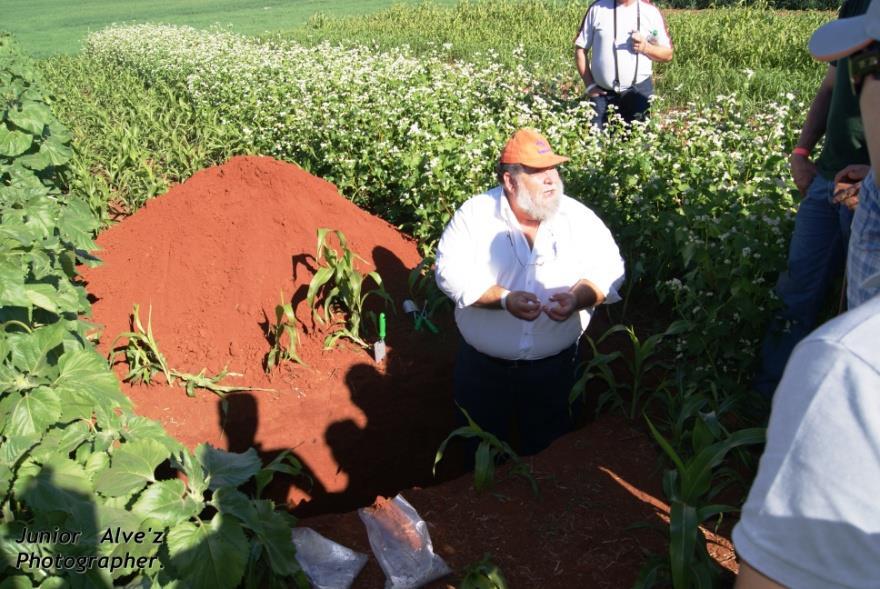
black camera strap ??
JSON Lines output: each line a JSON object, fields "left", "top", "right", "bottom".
{"left": 612, "top": 0, "right": 640, "bottom": 94}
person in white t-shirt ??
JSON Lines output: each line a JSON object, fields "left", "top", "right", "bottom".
{"left": 434, "top": 128, "right": 625, "bottom": 455}
{"left": 574, "top": 0, "right": 673, "bottom": 128}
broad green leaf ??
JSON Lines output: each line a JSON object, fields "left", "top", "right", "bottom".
{"left": 84, "top": 450, "right": 110, "bottom": 479}
{"left": 123, "top": 415, "right": 182, "bottom": 454}
{"left": 24, "top": 284, "right": 60, "bottom": 314}
{"left": 0, "top": 432, "right": 41, "bottom": 466}
{"left": 29, "top": 422, "right": 90, "bottom": 462}
{"left": 173, "top": 450, "right": 208, "bottom": 496}
{"left": 53, "top": 348, "right": 129, "bottom": 410}
{"left": 0, "top": 126, "right": 32, "bottom": 157}
{"left": 248, "top": 500, "right": 300, "bottom": 577}
{"left": 210, "top": 488, "right": 256, "bottom": 528}
{"left": 132, "top": 479, "right": 202, "bottom": 527}
{"left": 6, "top": 386, "right": 62, "bottom": 437}
{"left": 0, "top": 464, "right": 12, "bottom": 500}
{"left": 7, "top": 322, "right": 66, "bottom": 375}
{"left": 58, "top": 198, "right": 99, "bottom": 252}
{"left": 669, "top": 500, "right": 699, "bottom": 589}
{"left": 7, "top": 101, "right": 51, "bottom": 135}
{"left": 18, "top": 149, "right": 52, "bottom": 172}
{"left": 195, "top": 444, "right": 261, "bottom": 490}
{"left": 17, "top": 457, "right": 95, "bottom": 531}
{"left": 167, "top": 513, "right": 248, "bottom": 589}
{"left": 0, "top": 575, "right": 34, "bottom": 589}
{"left": 94, "top": 439, "right": 170, "bottom": 497}
{"left": 38, "top": 136, "right": 72, "bottom": 167}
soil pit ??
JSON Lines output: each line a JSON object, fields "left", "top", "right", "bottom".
{"left": 82, "top": 156, "right": 735, "bottom": 586}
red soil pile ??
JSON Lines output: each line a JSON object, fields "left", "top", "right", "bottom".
{"left": 82, "top": 155, "right": 460, "bottom": 513}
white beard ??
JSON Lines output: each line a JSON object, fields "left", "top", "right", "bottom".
{"left": 515, "top": 178, "right": 563, "bottom": 221}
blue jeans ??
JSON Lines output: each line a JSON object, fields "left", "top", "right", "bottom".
{"left": 453, "top": 339, "right": 579, "bottom": 456}
{"left": 754, "top": 173, "right": 854, "bottom": 397}
{"left": 591, "top": 77, "right": 653, "bottom": 129}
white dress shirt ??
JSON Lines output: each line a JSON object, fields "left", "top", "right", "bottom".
{"left": 435, "top": 186, "right": 625, "bottom": 360}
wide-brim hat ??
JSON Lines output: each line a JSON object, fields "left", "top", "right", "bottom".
{"left": 499, "top": 128, "right": 569, "bottom": 168}
{"left": 809, "top": 0, "right": 880, "bottom": 61}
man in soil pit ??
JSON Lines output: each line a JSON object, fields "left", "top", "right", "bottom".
{"left": 435, "top": 128, "right": 625, "bottom": 456}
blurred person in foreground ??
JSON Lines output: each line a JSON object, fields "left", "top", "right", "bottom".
{"left": 434, "top": 129, "right": 624, "bottom": 455}
{"left": 753, "top": 0, "right": 871, "bottom": 399}
{"left": 573, "top": 0, "right": 673, "bottom": 128}
{"left": 733, "top": 2, "right": 880, "bottom": 587}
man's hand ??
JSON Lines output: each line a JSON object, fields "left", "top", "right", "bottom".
{"left": 833, "top": 164, "right": 871, "bottom": 211}
{"left": 544, "top": 292, "right": 578, "bottom": 322}
{"left": 586, "top": 84, "right": 607, "bottom": 98}
{"left": 505, "top": 290, "right": 542, "bottom": 321}
{"left": 630, "top": 31, "right": 648, "bottom": 54}
{"left": 790, "top": 152, "right": 817, "bottom": 197}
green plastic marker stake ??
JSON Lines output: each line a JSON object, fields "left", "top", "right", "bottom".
{"left": 374, "top": 312, "right": 387, "bottom": 363}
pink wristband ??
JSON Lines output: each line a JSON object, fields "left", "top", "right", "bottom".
{"left": 792, "top": 147, "right": 810, "bottom": 157}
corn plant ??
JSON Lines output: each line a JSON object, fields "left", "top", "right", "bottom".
{"left": 569, "top": 325, "right": 624, "bottom": 415}
{"left": 109, "top": 305, "right": 273, "bottom": 402}
{"left": 639, "top": 416, "right": 765, "bottom": 589}
{"left": 406, "top": 255, "right": 451, "bottom": 327}
{"left": 264, "top": 290, "right": 305, "bottom": 372}
{"left": 459, "top": 554, "right": 509, "bottom": 589}
{"left": 108, "top": 303, "right": 173, "bottom": 385}
{"left": 433, "top": 405, "right": 538, "bottom": 497}
{"left": 306, "top": 228, "right": 393, "bottom": 349}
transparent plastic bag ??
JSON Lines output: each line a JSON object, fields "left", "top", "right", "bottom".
{"left": 291, "top": 527, "right": 368, "bottom": 589}
{"left": 358, "top": 494, "right": 451, "bottom": 589}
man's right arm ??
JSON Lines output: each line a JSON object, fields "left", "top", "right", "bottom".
{"left": 575, "top": 46, "right": 603, "bottom": 97}
{"left": 791, "top": 65, "right": 836, "bottom": 196}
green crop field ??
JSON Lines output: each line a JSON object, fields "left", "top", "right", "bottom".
{"left": 0, "top": 1, "right": 855, "bottom": 586}
{"left": 2, "top": 0, "right": 458, "bottom": 57}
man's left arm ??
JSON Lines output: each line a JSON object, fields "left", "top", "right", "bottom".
{"left": 632, "top": 10, "right": 673, "bottom": 63}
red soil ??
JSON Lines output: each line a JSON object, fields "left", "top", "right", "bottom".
{"left": 81, "top": 156, "right": 735, "bottom": 586}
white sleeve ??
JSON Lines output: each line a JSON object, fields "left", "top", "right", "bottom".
{"left": 732, "top": 339, "right": 880, "bottom": 588}
{"left": 649, "top": 8, "right": 672, "bottom": 48}
{"left": 576, "top": 207, "right": 625, "bottom": 304}
{"left": 434, "top": 204, "right": 495, "bottom": 309}
{"left": 573, "top": 6, "right": 594, "bottom": 50}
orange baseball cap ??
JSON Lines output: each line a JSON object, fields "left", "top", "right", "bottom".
{"left": 499, "top": 128, "right": 569, "bottom": 168}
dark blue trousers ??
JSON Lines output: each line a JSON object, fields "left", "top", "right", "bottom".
{"left": 453, "top": 339, "right": 579, "bottom": 456}
{"left": 591, "top": 77, "right": 654, "bottom": 129}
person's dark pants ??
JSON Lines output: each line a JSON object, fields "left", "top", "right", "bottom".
{"left": 754, "top": 173, "right": 854, "bottom": 397}
{"left": 453, "top": 338, "right": 579, "bottom": 457}
{"left": 591, "top": 78, "right": 653, "bottom": 129}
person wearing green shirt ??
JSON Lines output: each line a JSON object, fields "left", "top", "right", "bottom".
{"left": 754, "top": 0, "right": 871, "bottom": 398}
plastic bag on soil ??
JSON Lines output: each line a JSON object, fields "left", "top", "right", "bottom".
{"left": 358, "top": 494, "right": 451, "bottom": 589}
{"left": 291, "top": 527, "right": 368, "bottom": 589}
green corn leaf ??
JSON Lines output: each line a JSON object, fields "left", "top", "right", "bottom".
{"left": 94, "top": 438, "right": 170, "bottom": 497}
{"left": 195, "top": 444, "right": 261, "bottom": 490}
{"left": 167, "top": 513, "right": 248, "bottom": 589}
{"left": 669, "top": 500, "right": 699, "bottom": 589}
{"left": 680, "top": 428, "right": 765, "bottom": 503}
{"left": 473, "top": 442, "right": 494, "bottom": 492}
{"left": 132, "top": 479, "right": 202, "bottom": 527}
{"left": 0, "top": 126, "right": 32, "bottom": 157}
{"left": 645, "top": 415, "right": 687, "bottom": 477}
{"left": 433, "top": 426, "right": 483, "bottom": 475}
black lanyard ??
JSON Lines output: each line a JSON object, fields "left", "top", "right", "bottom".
{"left": 612, "top": 0, "right": 640, "bottom": 93}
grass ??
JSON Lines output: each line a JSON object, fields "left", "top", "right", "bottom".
{"left": 279, "top": 0, "right": 834, "bottom": 106}
{"left": 2, "top": 0, "right": 459, "bottom": 58}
